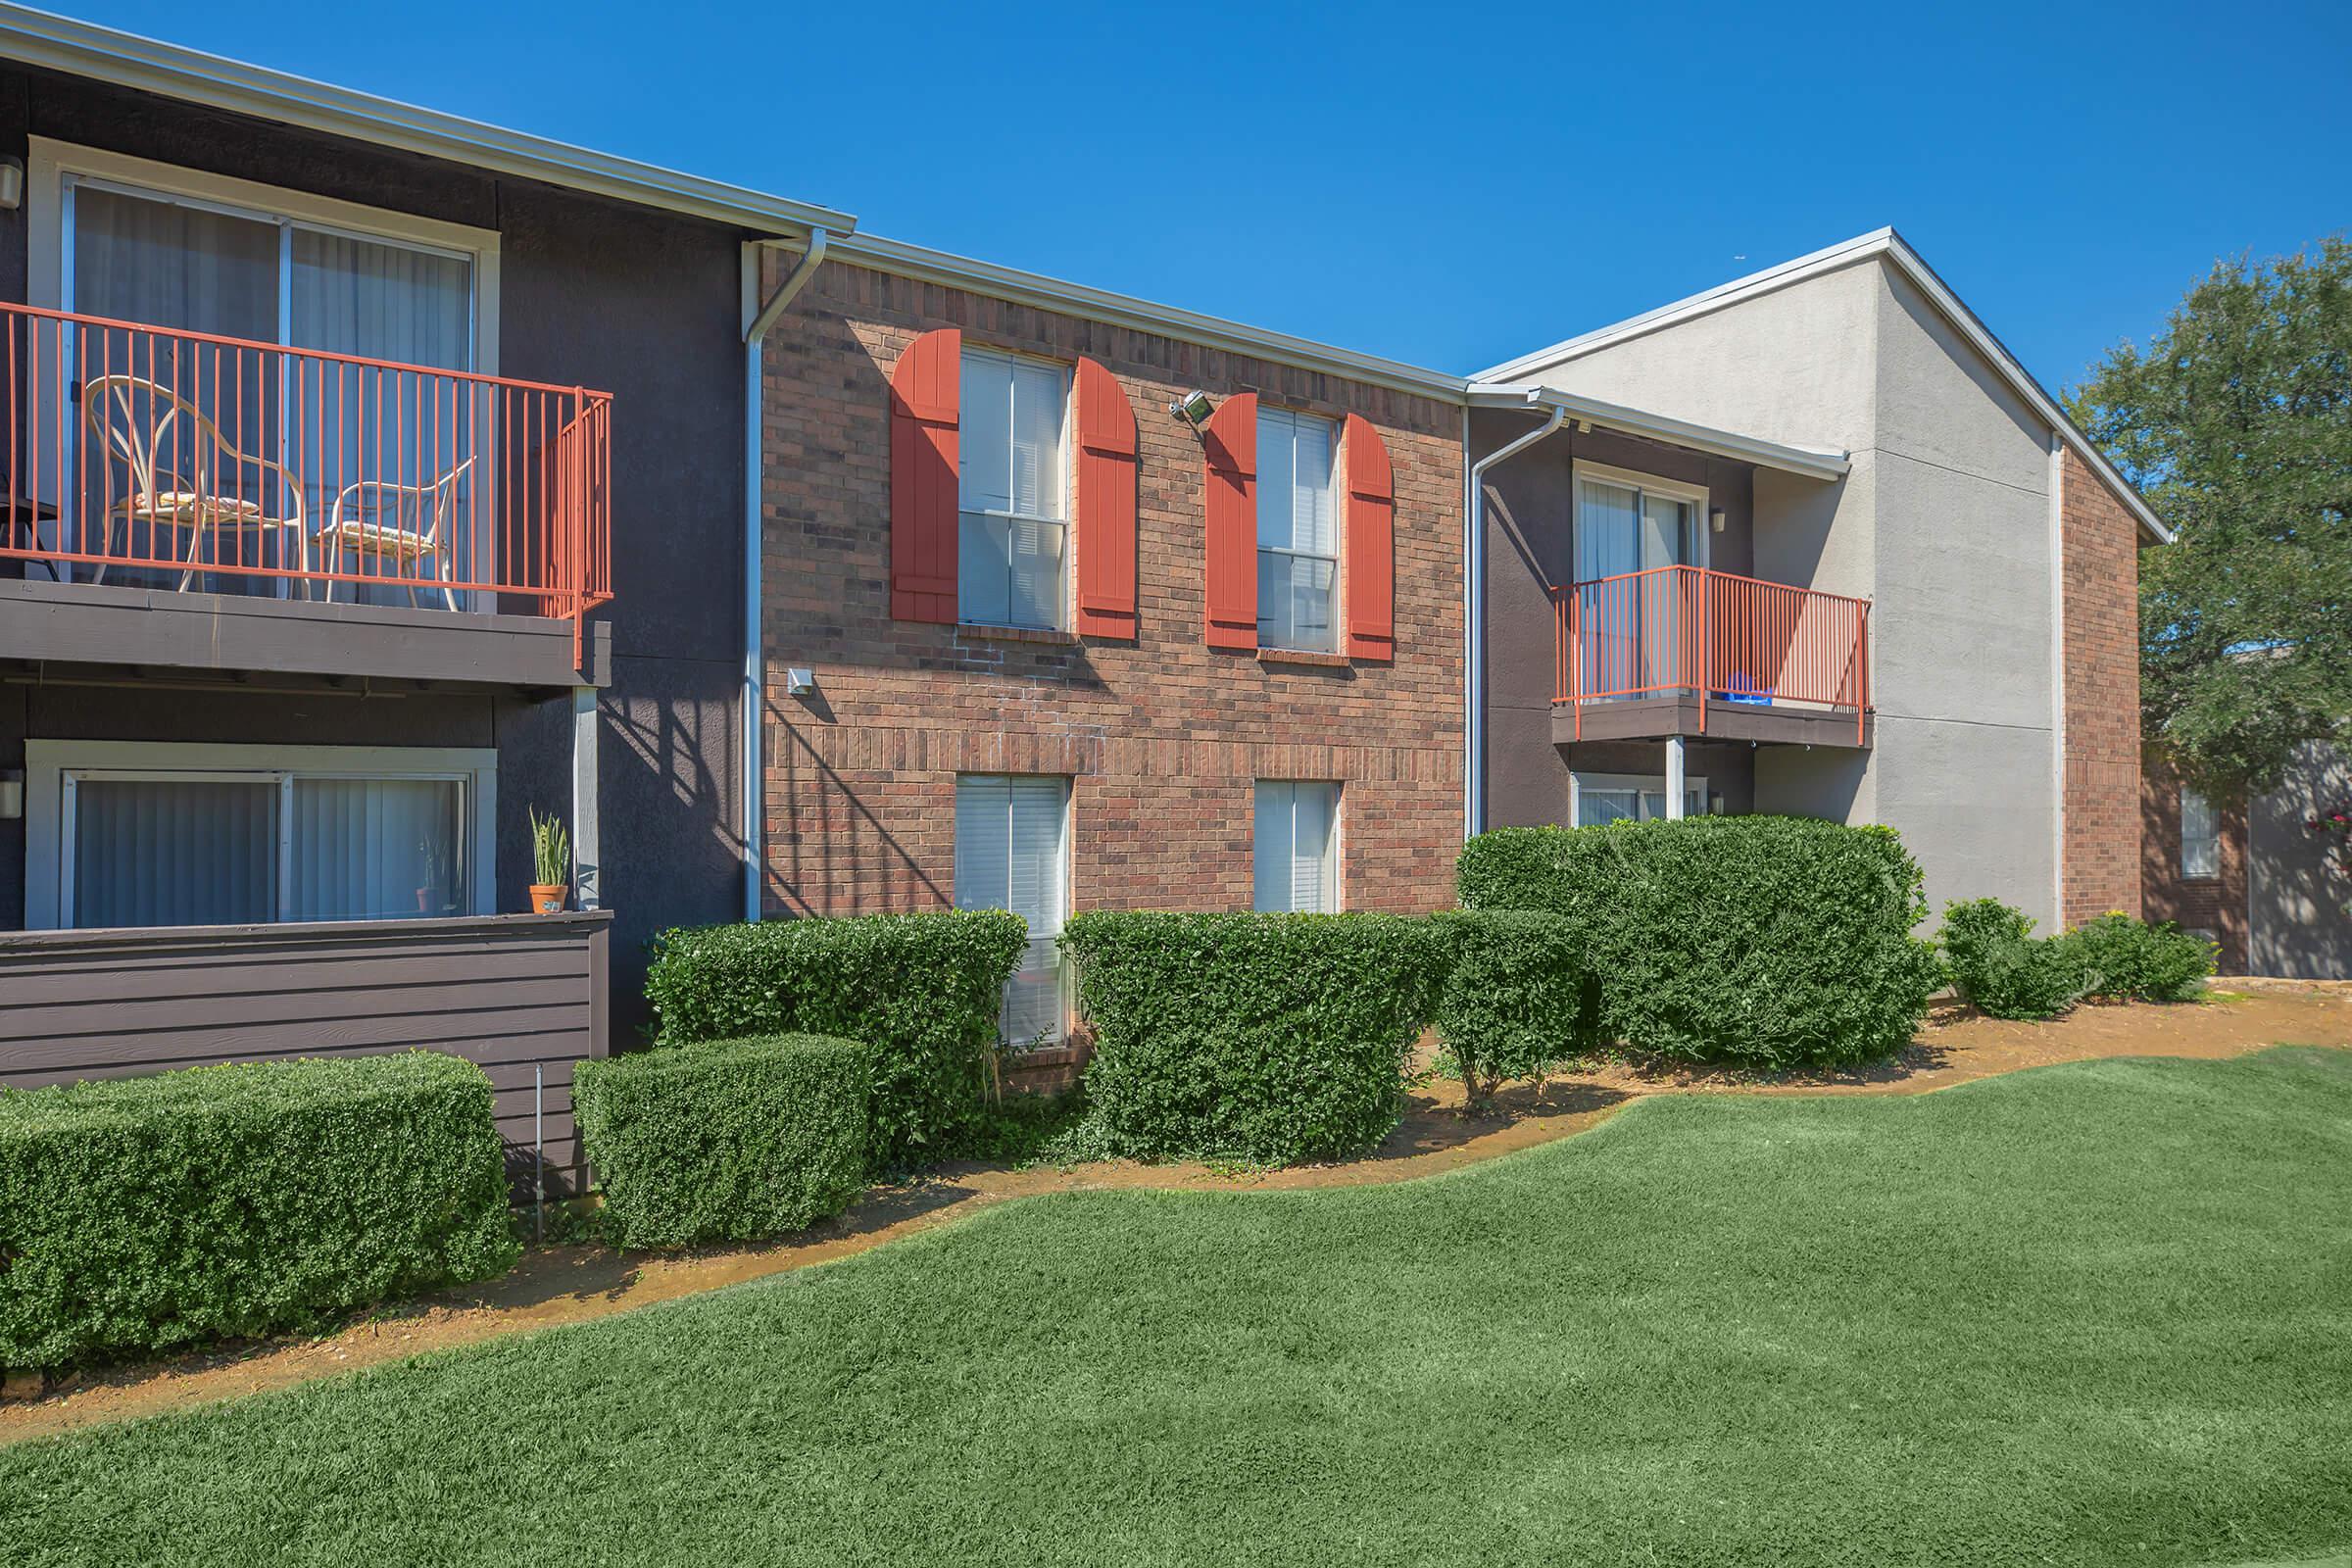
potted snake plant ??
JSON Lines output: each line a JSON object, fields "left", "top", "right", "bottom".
{"left": 527, "top": 806, "right": 570, "bottom": 914}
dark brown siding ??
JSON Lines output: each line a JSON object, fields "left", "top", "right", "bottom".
{"left": 0, "top": 912, "right": 612, "bottom": 1195}
{"left": 0, "top": 67, "right": 752, "bottom": 1024}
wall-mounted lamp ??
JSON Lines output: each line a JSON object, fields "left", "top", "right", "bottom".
{"left": 1710, "top": 507, "right": 1727, "bottom": 534}
{"left": 1169, "top": 389, "right": 1215, "bottom": 429}
{"left": 0, "top": 158, "right": 22, "bottom": 213}
{"left": 784, "top": 667, "right": 818, "bottom": 697}
{"left": 0, "top": 767, "right": 22, "bottom": 820}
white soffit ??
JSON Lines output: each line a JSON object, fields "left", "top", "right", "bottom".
{"left": 1470, "top": 385, "right": 1850, "bottom": 482}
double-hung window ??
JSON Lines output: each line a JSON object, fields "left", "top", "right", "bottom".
{"left": 957, "top": 349, "right": 1069, "bottom": 630}
{"left": 26, "top": 741, "right": 494, "bottom": 930}
{"left": 1253, "top": 781, "right": 1340, "bottom": 912}
{"left": 955, "top": 774, "right": 1070, "bottom": 1046}
{"left": 2180, "top": 788, "right": 2220, "bottom": 879}
{"left": 1256, "top": 408, "right": 1340, "bottom": 652}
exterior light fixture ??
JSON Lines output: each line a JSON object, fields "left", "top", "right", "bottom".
{"left": 0, "top": 767, "right": 21, "bottom": 820}
{"left": 0, "top": 159, "right": 22, "bottom": 213}
{"left": 785, "top": 667, "right": 817, "bottom": 697}
{"left": 1710, "top": 507, "right": 1727, "bottom": 534}
{"left": 1169, "top": 389, "right": 1215, "bottom": 429}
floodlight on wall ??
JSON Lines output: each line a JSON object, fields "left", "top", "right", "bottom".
{"left": 784, "top": 667, "right": 817, "bottom": 697}
{"left": 1169, "top": 389, "right": 1215, "bottom": 429}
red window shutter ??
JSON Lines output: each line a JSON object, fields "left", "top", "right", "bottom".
{"left": 1201, "top": 392, "right": 1258, "bottom": 650}
{"left": 889, "top": 327, "right": 960, "bottom": 623}
{"left": 1072, "top": 357, "right": 1138, "bottom": 639}
{"left": 1342, "top": 413, "right": 1395, "bottom": 662}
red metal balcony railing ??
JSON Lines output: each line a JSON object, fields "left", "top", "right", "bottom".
{"left": 0, "top": 300, "right": 612, "bottom": 666}
{"left": 1553, "top": 564, "right": 1872, "bottom": 744}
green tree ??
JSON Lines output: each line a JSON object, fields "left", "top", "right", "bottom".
{"left": 2068, "top": 236, "right": 2352, "bottom": 802}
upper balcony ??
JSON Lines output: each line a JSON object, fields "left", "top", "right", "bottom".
{"left": 1553, "top": 564, "right": 1873, "bottom": 748}
{"left": 0, "top": 302, "right": 612, "bottom": 689}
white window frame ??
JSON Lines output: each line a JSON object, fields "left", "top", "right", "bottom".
{"left": 2180, "top": 787, "right": 2221, "bottom": 881}
{"left": 952, "top": 772, "right": 1073, "bottom": 1048}
{"left": 26, "top": 138, "right": 500, "bottom": 373}
{"left": 23, "top": 740, "right": 498, "bottom": 930}
{"left": 1255, "top": 406, "right": 1344, "bottom": 652}
{"left": 956, "top": 345, "right": 1072, "bottom": 632}
{"left": 1570, "top": 459, "right": 1712, "bottom": 575}
{"left": 1568, "top": 770, "right": 1712, "bottom": 825}
{"left": 1252, "top": 779, "right": 1343, "bottom": 913}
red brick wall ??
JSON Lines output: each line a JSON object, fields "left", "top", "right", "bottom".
{"left": 2059, "top": 448, "right": 2142, "bottom": 926}
{"left": 2140, "top": 762, "right": 2249, "bottom": 972}
{"left": 757, "top": 257, "right": 1464, "bottom": 929}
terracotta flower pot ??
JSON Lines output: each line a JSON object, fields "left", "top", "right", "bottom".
{"left": 527, "top": 883, "right": 569, "bottom": 915}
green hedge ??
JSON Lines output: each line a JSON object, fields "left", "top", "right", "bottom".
{"left": 1059, "top": 911, "right": 1447, "bottom": 1165}
{"left": 2070, "top": 912, "right": 2216, "bottom": 1003}
{"left": 1939, "top": 898, "right": 2087, "bottom": 1019}
{"left": 573, "top": 1035, "right": 868, "bottom": 1249}
{"left": 1940, "top": 902, "right": 2214, "bottom": 1018}
{"left": 1457, "top": 817, "right": 1942, "bottom": 1070}
{"left": 644, "top": 910, "right": 1026, "bottom": 1166}
{"left": 0, "top": 1052, "right": 515, "bottom": 1369}
{"left": 1431, "top": 909, "right": 1602, "bottom": 1108}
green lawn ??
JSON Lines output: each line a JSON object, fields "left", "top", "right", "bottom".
{"left": 6, "top": 1048, "right": 2351, "bottom": 1567}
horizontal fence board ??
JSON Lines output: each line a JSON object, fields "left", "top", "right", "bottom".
{"left": 0, "top": 943, "right": 590, "bottom": 1007}
{"left": 0, "top": 976, "right": 592, "bottom": 1044}
{"left": 0, "top": 1010, "right": 592, "bottom": 1077}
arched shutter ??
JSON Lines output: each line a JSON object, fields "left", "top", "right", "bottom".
{"left": 1201, "top": 392, "right": 1258, "bottom": 650}
{"left": 1072, "top": 357, "right": 1138, "bottom": 639}
{"left": 1342, "top": 414, "right": 1394, "bottom": 661}
{"left": 889, "top": 327, "right": 960, "bottom": 623}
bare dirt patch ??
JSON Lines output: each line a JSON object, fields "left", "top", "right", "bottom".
{"left": 7, "top": 981, "right": 2345, "bottom": 1445}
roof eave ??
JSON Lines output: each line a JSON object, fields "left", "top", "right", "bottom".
{"left": 1468, "top": 384, "right": 1852, "bottom": 483}
{"left": 0, "top": 3, "right": 856, "bottom": 235}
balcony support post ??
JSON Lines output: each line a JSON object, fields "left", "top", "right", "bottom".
{"left": 1664, "top": 734, "right": 1687, "bottom": 820}
{"left": 571, "top": 684, "right": 601, "bottom": 911}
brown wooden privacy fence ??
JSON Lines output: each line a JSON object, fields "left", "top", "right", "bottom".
{"left": 0, "top": 911, "right": 611, "bottom": 1198}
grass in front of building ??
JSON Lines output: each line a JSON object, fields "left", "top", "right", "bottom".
{"left": 4, "top": 1047, "right": 2349, "bottom": 1568}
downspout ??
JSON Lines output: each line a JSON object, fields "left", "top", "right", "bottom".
{"left": 1463, "top": 393, "right": 1567, "bottom": 839}
{"left": 741, "top": 226, "right": 829, "bottom": 922}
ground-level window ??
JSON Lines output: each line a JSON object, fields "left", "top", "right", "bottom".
{"left": 2180, "top": 787, "right": 2220, "bottom": 879}
{"left": 1253, "top": 781, "right": 1340, "bottom": 912}
{"left": 1571, "top": 771, "right": 1709, "bottom": 827}
{"left": 24, "top": 741, "right": 496, "bottom": 930}
{"left": 954, "top": 773, "right": 1070, "bottom": 1046}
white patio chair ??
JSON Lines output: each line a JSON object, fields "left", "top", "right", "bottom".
{"left": 79, "top": 373, "right": 309, "bottom": 592}
{"left": 317, "top": 455, "right": 475, "bottom": 612}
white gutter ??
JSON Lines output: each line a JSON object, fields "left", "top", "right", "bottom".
{"left": 1464, "top": 393, "right": 1567, "bottom": 840}
{"left": 1473, "top": 385, "right": 1851, "bottom": 482}
{"left": 740, "top": 228, "right": 830, "bottom": 922}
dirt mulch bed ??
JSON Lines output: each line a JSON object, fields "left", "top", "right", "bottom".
{"left": 6, "top": 980, "right": 2346, "bottom": 1446}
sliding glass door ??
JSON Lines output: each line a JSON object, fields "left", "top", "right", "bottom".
{"left": 1574, "top": 467, "right": 1707, "bottom": 699}
{"left": 60, "top": 173, "right": 477, "bottom": 601}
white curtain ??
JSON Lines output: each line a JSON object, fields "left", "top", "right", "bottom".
{"left": 288, "top": 776, "right": 466, "bottom": 921}
{"left": 957, "top": 353, "right": 1066, "bottom": 629}
{"left": 71, "top": 777, "right": 277, "bottom": 928}
{"left": 955, "top": 774, "right": 1070, "bottom": 1045}
{"left": 1256, "top": 409, "right": 1338, "bottom": 651}
{"left": 1254, "top": 781, "right": 1338, "bottom": 912}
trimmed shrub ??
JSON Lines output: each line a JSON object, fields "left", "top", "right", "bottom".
{"left": 1938, "top": 899, "right": 2086, "bottom": 1019}
{"left": 2068, "top": 912, "right": 2216, "bottom": 1004}
{"left": 1059, "top": 911, "right": 1447, "bottom": 1164}
{"left": 644, "top": 910, "right": 1026, "bottom": 1166}
{"left": 573, "top": 1034, "right": 868, "bottom": 1249}
{"left": 1457, "top": 816, "right": 1942, "bottom": 1070}
{"left": 1431, "top": 909, "right": 1602, "bottom": 1108}
{"left": 0, "top": 1052, "right": 516, "bottom": 1369}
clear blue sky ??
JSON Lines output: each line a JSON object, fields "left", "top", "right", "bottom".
{"left": 57, "top": 0, "right": 2352, "bottom": 396}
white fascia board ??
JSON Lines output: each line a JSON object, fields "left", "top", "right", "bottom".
{"left": 1473, "top": 226, "right": 2172, "bottom": 545}
{"left": 0, "top": 3, "right": 856, "bottom": 235}
{"left": 817, "top": 230, "right": 1470, "bottom": 401}
{"left": 1468, "top": 384, "right": 1850, "bottom": 482}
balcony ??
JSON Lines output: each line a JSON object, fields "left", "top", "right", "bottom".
{"left": 0, "top": 301, "right": 612, "bottom": 688}
{"left": 1553, "top": 565, "right": 1872, "bottom": 747}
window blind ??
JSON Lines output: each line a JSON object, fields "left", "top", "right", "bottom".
{"left": 71, "top": 777, "right": 277, "bottom": 929}
{"left": 955, "top": 774, "right": 1070, "bottom": 1045}
{"left": 1253, "top": 781, "right": 1338, "bottom": 913}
